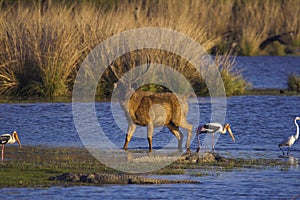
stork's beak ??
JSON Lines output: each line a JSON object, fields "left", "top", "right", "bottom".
{"left": 227, "top": 127, "right": 235, "bottom": 142}
{"left": 14, "top": 132, "right": 22, "bottom": 149}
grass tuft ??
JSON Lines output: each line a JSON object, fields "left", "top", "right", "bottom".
{"left": 288, "top": 75, "right": 300, "bottom": 93}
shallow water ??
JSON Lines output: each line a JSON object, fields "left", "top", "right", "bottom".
{"left": 236, "top": 56, "right": 300, "bottom": 89}
{"left": 1, "top": 168, "right": 300, "bottom": 199}
{"left": 2, "top": 95, "right": 299, "bottom": 159}
{"left": 0, "top": 56, "right": 300, "bottom": 198}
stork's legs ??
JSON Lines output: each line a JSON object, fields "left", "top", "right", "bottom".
{"left": 196, "top": 133, "right": 201, "bottom": 153}
{"left": 211, "top": 133, "right": 215, "bottom": 152}
{"left": 1, "top": 144, "right": 4, "bottom": 162}
{"left": 287, "top": 147, "right": 290, "bottom": 155}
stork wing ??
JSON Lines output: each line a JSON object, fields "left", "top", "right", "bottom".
{"left": 202, "top": 123, "right": 221, "bottom": 133}
{"left": 0, "top": 134, "right": 11, "bottom": 144}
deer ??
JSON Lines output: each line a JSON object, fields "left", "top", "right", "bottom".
{"left": 111, "top": 65, "right": 193, "bottom": 153}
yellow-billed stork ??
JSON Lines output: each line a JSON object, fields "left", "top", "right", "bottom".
{"left": 278, "top": 117, "right": 300, "bottom": 155}
{"left": 196, "top": 123, "right": 235, "bottom": 152}
{"left": 0, "top": 131, "right": 22, "bottom": 161}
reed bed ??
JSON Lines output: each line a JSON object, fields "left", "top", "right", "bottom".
{"left": 0, "top": 0, "right": 298, "bottom": 98}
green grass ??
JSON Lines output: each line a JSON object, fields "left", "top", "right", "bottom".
{"left": 0, "top": 146, "right": 116, "bottom": 187}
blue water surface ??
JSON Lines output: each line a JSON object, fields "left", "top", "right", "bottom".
{"left": 0, "top": 56, "right": 300, "bottom": 199}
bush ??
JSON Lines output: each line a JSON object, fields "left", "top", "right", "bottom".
{"left": 288, "top": 75, "right": 300, "bottom": 92}
{"left": 214, "top": 51, "right": 250, "bottom": 96}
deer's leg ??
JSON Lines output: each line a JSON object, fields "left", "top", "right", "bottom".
{"left": 147, "top": 123, "right": 154, "bottom": 152}
{"left": 123, "top": 123, "right": 136, "bottom": 151}
{"left": 167, "top": 125, "right": 183, "bottom": 152}
{"left": 180, "top": 121, "right": 193, "bottom": 152}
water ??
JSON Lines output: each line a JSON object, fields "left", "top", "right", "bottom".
{"left": 1, "top": 169, "right": 300, "bottom": 199}
{"left": 236, "top": 56, "right": 300, "bottom": 89}
{"left": 0, "top": 56, "right": 300, "bottom": 199}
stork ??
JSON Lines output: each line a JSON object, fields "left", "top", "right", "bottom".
{"left": 196, "top": 123, "right": 235, "bottom": 152}
{"left": 278, "top": 117, "right": 300, "bottom": 155}
{"left": 0, "top": 131, "right": 22, "bottom": 162}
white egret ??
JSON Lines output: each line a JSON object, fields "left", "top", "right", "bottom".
{"left": 278, "top": 117, "right": 300, "bottom": 155}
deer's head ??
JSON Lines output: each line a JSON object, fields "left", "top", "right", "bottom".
{"left": 111, "top": 65, "right": 150, "bottom": 103}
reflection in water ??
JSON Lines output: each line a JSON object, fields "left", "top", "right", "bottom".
{"left": 278, "top": 155, "right": 299, "bottom": 167}
{"left": 287, "top": 156, "right": 299, "bottom": 167}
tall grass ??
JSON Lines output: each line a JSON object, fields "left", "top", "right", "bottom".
{"left": 215, "top": 51, "right": 250, "bottom": 95}
{"left": 232, "top": 0, "right": 300, "bottom": 55}
{"left": 0, "top": 2, "right": 88, "bottom": 97}
{"left": 0, "top": 1, "right": 221, "bottom": 98}
{"left": 2, "top": 0, "right": 298, "bottom": 98}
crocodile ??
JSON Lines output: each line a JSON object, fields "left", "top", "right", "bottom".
{"left": 49, "top": 172, "right": 201, "bottom": 184}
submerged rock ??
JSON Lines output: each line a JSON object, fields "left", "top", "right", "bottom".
{"left": 178, "top": 152, "right": 228, "bottom": 164}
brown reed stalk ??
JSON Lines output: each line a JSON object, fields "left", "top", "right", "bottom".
{"left": 3, "top": 0, "right": 298, "bottom": 98}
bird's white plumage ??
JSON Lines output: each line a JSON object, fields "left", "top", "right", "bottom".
{"left": 196, "top": 123, "right": 235, "bottom": 152}
{"left": 278, "top": 117, "right": 300, "bottom": 155}
{"left": 0, "top": 133, "right": 16, "bottom": 144}
{"left": 201, "top": 123, "right": 223, "bottom": 133}
{"left": 0, "top": 131, "right": 22, "bottom": 161}
{"left": 205, "top": 123, "right": 223, "bottom": 129}
{"left": 279, "top": 135, "right": 295, "bottom": 147}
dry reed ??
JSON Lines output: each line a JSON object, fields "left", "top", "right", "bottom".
{"left": 1, "top": 0, "right": 298, "bottom": 98}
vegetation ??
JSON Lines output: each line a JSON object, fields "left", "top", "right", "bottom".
{"left": 214, "top": 51, "right": 250, "bottom": 95}
{"left": 0, "top": 146, "right": 116, "bottom": 187}
{"left": 0, "top": 146, "right": 294, "bottom": 187}
{"left": 288, "top": 75, "right": 300, "bottom": 93}
{"left": 0, "top": 0, "right": 298, "bottom": 99}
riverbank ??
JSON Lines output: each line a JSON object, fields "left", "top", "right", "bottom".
{"left": 0, "top": 146, "right": 294, "bottom": 188}
{"left": 0, "top": 89, "right": 299, "bottom": 104}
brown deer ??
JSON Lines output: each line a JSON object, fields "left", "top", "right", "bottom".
{"left": 111, "top": 65, "right": 193, "bottom": 152}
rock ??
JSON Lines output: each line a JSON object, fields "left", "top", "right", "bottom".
{"left": 176, "top": 152, "right": 227, "bottom": 164}
{"left": 197, "top": 152, "right": 217, "bottom": 163}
